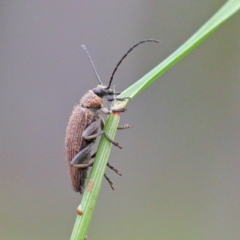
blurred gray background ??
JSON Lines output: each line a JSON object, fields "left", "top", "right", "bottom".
{"left": 1, "top": 1, "right": 240, "bottom": 239}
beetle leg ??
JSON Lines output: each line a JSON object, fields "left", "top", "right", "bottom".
{"left": 106, "top": 96, "right": 131, "bottom": 102}
{"left": 117, "top": 124, "right": 133, "bottom": 130}
{"left": 107, "top": 163, "right": 122, "bottom": 176}
{"left": 103, "top": 132, "right": 122, "bottom": 149}
{"left": 104, "top": 174, "right": 115, "bottom": 190}
{"left": 112, "top": 108, "right": 127, "bottom": 113}
{"left": 73, "top": 161, "right": 94, "bottom": 168}
{"left": 82, "top": 118, "right": 120, "bottom": 149}
{"left": 83, "top": 130, "right": 104, "bottom": 140}
{"left": 115, "top": 97, "right": 131, "bottom": 101}
{"left": 72, "top": 152, "right": 95, "bottom": 168}
{"left": 74, "top": 161, "right": 122, "bottom": 176}
{"left": 73, "top": 147, "right": 123, "bottom": 174}
{"left": 83, "top": 128, "right": 123, "bottom": 149}
{"left": 70, "top": 142, "right": 95, "bottom": 165}
{"left": 85, "top": 118, "right": 129, "bottom": 147}
{"left": 99, "top": 107, "right": 127, "bottom": 115}
{"left": 99, "top": 108, "right": 110, "bottom": 115}
{"left": 81, "top": 118, "right": 101, "bottom": 140}
{"left": 83, "top": 151, "right": 123, "bottom": 175}
{"left": 100, "top": 117, "right": 122, "bottom": 149}
{"left": 81, "top": 118, "right": 120, "bottom": 149}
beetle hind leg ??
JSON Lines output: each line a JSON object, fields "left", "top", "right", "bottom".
{"left": 91, "top": 151, "right": 123, "bottom": 175}
{"left": 104, "top": 174, "right": 115, "bottom": 190}
{"left": 72, "top": 152, "right": 122, "bottom": 176}
{"left": 107, "top": 163, "right": 122, "bottom": 176}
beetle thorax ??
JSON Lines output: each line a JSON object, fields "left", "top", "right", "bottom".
{"left": 80, "top": 89, "right": 104, "bottom": 109}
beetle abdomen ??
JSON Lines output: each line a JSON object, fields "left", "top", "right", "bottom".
{"left": 65, "top": 105, "right": 95, "bottom": 193}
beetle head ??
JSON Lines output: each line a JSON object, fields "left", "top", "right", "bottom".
{"left": 82, "top": 39, "right": 160, "bottom": 102}
{"left": 92, "top": 85, "right": 115, "bottom": 98}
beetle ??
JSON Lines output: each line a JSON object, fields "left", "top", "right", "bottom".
{"left": 65, "top": 39, "right": 160, "bottom": 194}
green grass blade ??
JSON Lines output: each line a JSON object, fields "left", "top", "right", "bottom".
{"left": 70, "top": 114, "right": 120, "bottom": 240}
{"left": 119, "top": 0, "right": 240, "bottom": 102}
{"left": 70, "top": 1, "right": 240, "bottom": 239}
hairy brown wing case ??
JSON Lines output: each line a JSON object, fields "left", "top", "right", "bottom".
{"left": 65, "top": 105, "right": 96, "bottom": 193}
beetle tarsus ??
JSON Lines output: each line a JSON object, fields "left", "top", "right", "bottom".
{"left": 107, "top": 96, "right": 130, "bottom": 102}
{"left": 107, "top": 163, "right": 122, "bottom": 176}
{"left": 117, "top": 124, "right": 133, "bottom": 130}
{"left": 112, "top": 141, "right": 122, "bottom": 149}
{"left": 112, "top": 108, "right": 127, "bottom": 113}
{"left": 104, "top": 174, "right": 115, "bottom": 190}
{"left": 116, "top": 97, "right": 131, "bottom": 101}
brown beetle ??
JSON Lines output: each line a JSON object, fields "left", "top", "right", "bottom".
{"left": 65, "top": 39, "right": 160, "bottom": 194}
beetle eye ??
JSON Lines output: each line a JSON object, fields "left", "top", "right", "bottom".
{"left": 102, "top": 87, "right": 112, "bottom": 95}
{"left": 93, "top": 88, "right": 104, "bottom": 97}
{"left": 93, "top": 87, "right": 113, "bottom": 98}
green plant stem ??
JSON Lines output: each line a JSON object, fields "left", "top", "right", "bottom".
{"left": 70, "top": 113, "right": 120, "bottom": 240}
{"left": 118, "top": 0, "right": 240, "bottom": 102}
{"left": 70, "top": 1, "right": 240, "bottom": 239}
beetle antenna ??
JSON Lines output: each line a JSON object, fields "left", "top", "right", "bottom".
{"left": 107, "top": 39, "right": 160, "bottom": 89}
{"left": 81, "top": 44, "right": 103, "bottom": 85}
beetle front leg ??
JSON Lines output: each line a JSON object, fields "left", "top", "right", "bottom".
{"left": 99, "top": 107, "right": 127, "bottom": 115}
{"left": 106, "top": 96, "right": 131, "bottom": 102}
